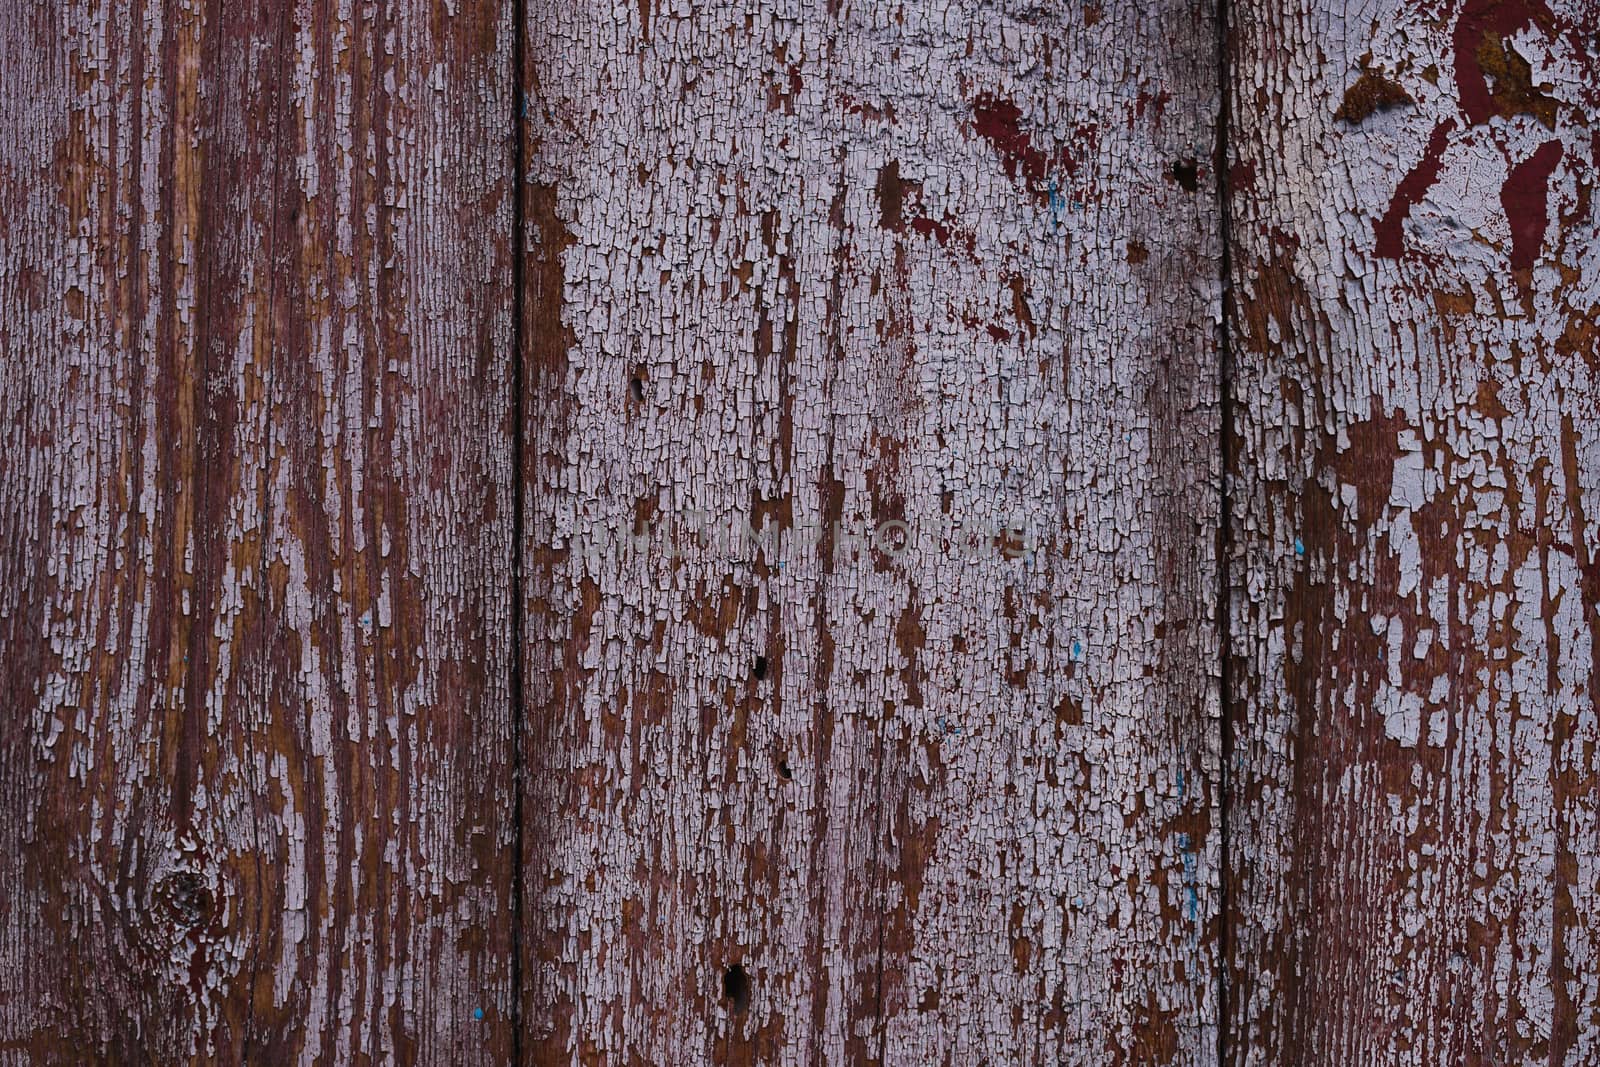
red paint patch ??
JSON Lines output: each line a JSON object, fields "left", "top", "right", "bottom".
{"left": 1228, "top": 159, "right": 1257, "bottom": 192}
{"left": 972, "top": 94, "right": 1066, "bottom": 202}
{"left": 909, "top": 215, "right": 953, "bottom": 246}
{"left": 973, "top": 94, "right": 1049, "bottom": 184}
{"left": 1374, "top": 119, "right": 1457, "bottom": 259}
{"left": 1135, "top": 88, "right": 1172, "bottom": 126}
{"left": 841, "top": 94, "right": 896, "bottom": 124}
{"left": 1500, "top": 139, "right": 1563, "bottom": 270}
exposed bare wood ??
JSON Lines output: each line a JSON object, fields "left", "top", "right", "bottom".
{"left": 518, "top": 1, "right": 1222, "bottom": 1063}
{"left": 0, "top": 2, "right": 517, "bottom": 1061}
{"left": 1225, "top": 0, "right": 1600, "bottom": 1062}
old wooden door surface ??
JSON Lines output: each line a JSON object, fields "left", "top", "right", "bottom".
{"left": 1, "top": 0, "right": 1594, "bottom": 1064}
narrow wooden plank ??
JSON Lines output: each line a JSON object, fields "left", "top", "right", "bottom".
{"left": 519, "top": 0, "right": 1222, "bottom": 1061}
{"left": 1226, "top": 0, "right": 1600, "bottom": 1062}
{"left": 0, "top": 2, "right": 516, "bottom": 1061}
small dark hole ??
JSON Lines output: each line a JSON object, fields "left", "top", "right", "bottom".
{"left": 777, "top": 757, "right": 792, "bottom": 780}
{"left": 1170, "top": 159, "right": 1200, "bottom": 192}
{"left": 752, "top": 655, "right": 768, "bottom": 680}
{"left": 629, "top": 376, "right": 645, "bottom": 401}
{"left": 722, "top": 964, "right": 750, "bottom": 1012}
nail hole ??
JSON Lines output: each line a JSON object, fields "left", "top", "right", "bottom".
{"left": 752, "top": 655, "right": 768, "bottom": 680}
{"left": 1169, "top": 159, "right": 1200, "bottom": 192}
{"left": 629, "top": 375, "right": 645, "bottom": 401}
{"left": 722, "top": 964, "right": 750, "bottom": 1012}
{"left": 777, "top": 756, "right": 793, "bottom": 780}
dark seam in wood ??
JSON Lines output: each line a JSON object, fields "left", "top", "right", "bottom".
{"left": 1215, "top": 0, "right": 1235, "bottom": 1059}
{"left": 510, "top": 0, "right": 529, "bottom": 1060}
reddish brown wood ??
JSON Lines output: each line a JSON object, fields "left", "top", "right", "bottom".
{"left": 0, "top": 2, "right": 517, "bottom": 1061}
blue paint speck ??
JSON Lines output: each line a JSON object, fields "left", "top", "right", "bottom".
{"left": 1176, "top": 832, "right": 1200, "bottom": 927}
{"left": 1071, "top": 639, "right": 1083, "bottom": 661}
{"left": 474, "top": 1007, "right": 485, "bottom": 1021}
{"left": 1294, "top": 538, "right": 1305, "bottom": 557}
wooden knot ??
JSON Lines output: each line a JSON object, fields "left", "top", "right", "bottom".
{"left": 155, "top": 870, "right": 214, "bottom": 929}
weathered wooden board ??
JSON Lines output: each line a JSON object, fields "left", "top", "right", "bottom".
{"left": 0, "top": 2, "right": 516, "bottom": 1061}
{"left": 22, "top": 0, "right": 1596, "bottom": 1061}
{"left": 518, "top": 0, "right": 1222, "bottom": 1062}
{"left": 1225, "top": 0, "right": 1600, "bottom": 1062}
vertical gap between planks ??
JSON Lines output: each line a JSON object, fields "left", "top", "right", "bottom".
{"left": 1213, "top": 0, "right": 1235, "bottom": 1059}
{"left": 509, "top": 0, "right": 529, "bottom": 1058}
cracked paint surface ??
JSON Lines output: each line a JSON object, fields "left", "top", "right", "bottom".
{"left": 8, "top": 0, "right": 1591, "bottom": 1061}
{"left": 1227, "top": 0, "right": 1600, "bottom": 1063}
{"left": 519, "top": 0, "right": 1221, "bottom": 1063}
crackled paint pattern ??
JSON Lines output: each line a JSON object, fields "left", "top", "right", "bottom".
{"left": 23, "top": 0, "right": 1595, "bottom": 1062}
{"left": 0, "top": 1, "right": 516, "bottom": 1061}
{"left": 1226, "top": 0, "right": 1600, "bottom": 1063}
{"left": 519, "top": 0, "right": 1221, "bottom": 1063}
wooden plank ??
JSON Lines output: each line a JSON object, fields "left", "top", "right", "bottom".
{"left": 519, "top": 0, "right": 1222, "bottom": 1062}
{"left": 1225, "top": 0, "right": 1600, "bottom": 1062}
{"left": 0, "top": 2, "right": 516, "bottom": 1061}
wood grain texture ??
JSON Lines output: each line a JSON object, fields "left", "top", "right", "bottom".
{"left": 0, "top": 1, "right": 516, "bottom": 1061}
{"left": 1225, "top": 0, "right": 1600, "bottom": 1063}
{"left": 518, "top": 0, "right": 1222, "bottom": 1063}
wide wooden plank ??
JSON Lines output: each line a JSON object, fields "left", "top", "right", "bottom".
{"left": 1226, "top": 0, "right": 1600, "bottom": 1062}
{"left": 0, "top": 1, "right": 516, "bottom": 1061}
{"left": 519, "top": 0, "right": 1222, "bottom": 1062}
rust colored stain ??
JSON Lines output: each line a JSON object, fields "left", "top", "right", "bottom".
{"left": 1334, "top": 70, "right": 1413, "bottom": 123}
{"left": 873, "top": 160, "right": 967, "bottom": 251}
{"left": 1450, "top": 0, "right": 1554, "bottom": 125}
{"left": 875, "top": 160, "right": 909, "bottom": 230}
{"left": 1474, "top": 33, "right": 1559, "bottom": 128}
{"left": 1501, "top": 139, "right": 1563, "bottom": 271}
{"left": 1375, "top": 119, "right": 1456, "bottom": 259}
